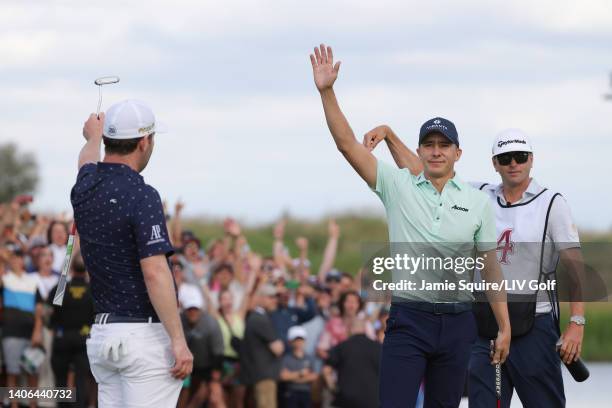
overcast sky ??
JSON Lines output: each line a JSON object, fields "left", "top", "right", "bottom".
{"left": 1, "top": 0, "right": 611, "bottom": 230}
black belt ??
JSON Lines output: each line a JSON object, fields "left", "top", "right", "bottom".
{"left": 391, "top": 299, "right": 472, "bottom": 315}
{"left": 94, "top": 313, "right": 160, "bottom": 324}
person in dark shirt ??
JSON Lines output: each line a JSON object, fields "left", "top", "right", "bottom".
{"left": 280, "top": 326, "right": 318, "bottom": 408}
{"left": 323, "top": 319, "right": 381, "bottom": 408}
{"left": 71, "top": 101, "right": 192, "bottom": 406}
{"left": 178, "top": 285, "right": 225, "bottom": 408}
{"left": 47, "top": 253, "right": 95, "bottom": 408}
{"left": 269, "top": 285, "right": 315, "bottom": 348}
{"left": 240, "top": 284, "right": 284, "bottom": 408}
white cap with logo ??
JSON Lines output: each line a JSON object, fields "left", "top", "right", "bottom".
{"left": 491, "top": 128, "right": 533, "bottom": 157}
{"left": 103, "top": 99, "right": 167, "bottom": 139}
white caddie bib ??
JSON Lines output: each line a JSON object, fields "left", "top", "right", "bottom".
{"left": 478, "top": 183, "right": 561, "bottom": 314}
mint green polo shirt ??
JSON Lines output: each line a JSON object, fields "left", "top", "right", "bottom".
{"left": 372, "top": 160, "right": 496, "bottom": 301}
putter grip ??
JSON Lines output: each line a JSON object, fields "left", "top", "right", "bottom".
{"left": 564, "top": 357, "right": 589, "bottom": 382}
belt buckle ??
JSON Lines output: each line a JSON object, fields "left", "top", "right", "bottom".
{"left": 433, "top": 303, "right": 444, "bottom": 315}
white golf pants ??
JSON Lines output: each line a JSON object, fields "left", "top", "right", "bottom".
{"left": 86, "top": 322, "right": 182, "bottom": 408}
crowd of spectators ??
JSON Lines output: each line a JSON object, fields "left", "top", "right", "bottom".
{"left": 1, "top": 196, "right": 393, "bottom": 408}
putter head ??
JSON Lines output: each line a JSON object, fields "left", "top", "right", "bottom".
{"left": 95, "top": 76, "right": 120, "bottom": 86}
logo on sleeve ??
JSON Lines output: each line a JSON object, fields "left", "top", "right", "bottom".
{"left": 146, "top": 225, "right": 165, "bottom": 245}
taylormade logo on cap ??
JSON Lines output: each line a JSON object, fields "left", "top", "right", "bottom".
{"left": 103, "top": 99, "right": 167, "bottom": 140}
{"left": 492, "top": 128, "right": 533, "bottom": 157}
{"left": 497, "top": 139, "right": 527, "bottom": 148}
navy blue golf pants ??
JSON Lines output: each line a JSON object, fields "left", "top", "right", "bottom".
{"left": 379, "top": 303, "right": 477, "bottom": 408}
{"left": 468, "top": 313, "right": 565, "bottom": 408}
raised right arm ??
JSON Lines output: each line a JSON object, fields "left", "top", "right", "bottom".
{"left": 311, "top": 44, "right": 377, "bottom": 188}
{"left": 78, "top": 113, "right": 105, "bottom": 169}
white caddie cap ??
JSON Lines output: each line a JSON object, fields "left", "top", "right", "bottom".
{"left": 288, "top": 325, "right": 307, "bottom": 342}
{"left": 491, "top": 128, "right": 533, "bottom": 157}
{"left": 178, "top": 284, "right": 204, "bottom": 310}
{"left": 103, "top": 99, "right": 167, "bottom": 139}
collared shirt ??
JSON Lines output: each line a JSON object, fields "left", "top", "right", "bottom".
{"left": 70, "top": 162, "right": 174, "bottom": 318}
{"left": 373, "top": 160, "right": 496, "bottom": 302}
{"left": 374, "top": 160, "right": 496, "bottom": 247}
{"left": 490, "top": 177, "right": 544, "bottom": 206}
{"left": 474, "top": 178, "right": 580, "bottom": 248}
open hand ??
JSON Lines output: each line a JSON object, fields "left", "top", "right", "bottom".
{"left": 224, "top": 218, "right": 241, "bottom": 237}
{"left": 310, "top": 44, "right": 341, "bottom": 92}
{"left": 328, "top": 219, "right": 340, "bottom": 238}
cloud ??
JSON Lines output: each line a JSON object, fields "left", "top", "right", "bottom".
{"left": 1, "top": 0, "right": 611, "bottom": 230}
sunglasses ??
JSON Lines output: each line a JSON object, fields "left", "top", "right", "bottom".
{"left": 495, "top": 151, "right": 530, "bottom": 166}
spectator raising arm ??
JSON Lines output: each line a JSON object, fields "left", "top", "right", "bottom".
{"left": 318, "top": 219, "right": 340, "bottom": 282}
{"left": 294, "top": 236, "right": 309, "bottom": 277}
{"left": 273, "top": 218, "right": 292, "bottom": 271}
{"left": 239, "top": 253, "right": 262, "bottom": 317}
{"left": 169, "top": 200, "right": 184, "bottom": 248}
{"left": 310, "top": 44, "right": 377, "bottom": 188}
{"left": 78, "top": 113, "right": 105, "bottom": 169}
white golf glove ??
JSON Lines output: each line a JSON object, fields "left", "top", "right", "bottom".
{"left": 99, "top": 337, "right": 129, "bottom": 362}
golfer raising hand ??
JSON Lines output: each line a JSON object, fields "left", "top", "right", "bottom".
{"left": 310, "top": 44, "right": 510, "bottom": 407}
{"left": 71, "top": 100, "right": 193, "bottom": 407}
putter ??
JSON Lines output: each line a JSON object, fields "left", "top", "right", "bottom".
{"left": 52, "top": 224, "right": 77, "bottom": 306}
{"left": 491, "top": 339, "right": 501, "bottom": 408}
{"left": 94, "top": 76, "right": 120, "bottom": 117}
{"left": 53, "top": 76, "right": 120, "bottom": 306}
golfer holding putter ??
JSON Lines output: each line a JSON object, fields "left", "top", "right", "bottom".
{"left": 309, "top": 44, "right": 511, "bottom": 407}
{"left": 71, "top": 100, "right": 193, "bottom": 407}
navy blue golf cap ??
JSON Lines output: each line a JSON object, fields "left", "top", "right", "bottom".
{"left": 418, "top": 117, "right": 459, "bottom": 146}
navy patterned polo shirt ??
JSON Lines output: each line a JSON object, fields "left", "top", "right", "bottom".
{"left": 70, "top": 162, "right": 174, "bottom": 318}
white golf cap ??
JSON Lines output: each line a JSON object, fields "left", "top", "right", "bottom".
{"left": 288, "top": 325, "right": 307, "bottom": 341}
{"left": 178, "top": 284, "right": 204, "bottom": 310}
{"left": 492, "top": 128, "right": 533, "bottom": 157}
{"left": 103, "top": 99, "right": 167, "bottom": 139}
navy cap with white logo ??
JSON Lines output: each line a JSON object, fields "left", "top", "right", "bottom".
{"left": 419, "top": 117, "right": 459, "bottom": 146}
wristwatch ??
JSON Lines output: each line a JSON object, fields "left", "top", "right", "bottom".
{"left": 569, "top": 315, "right": 586, "bottom": 326}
